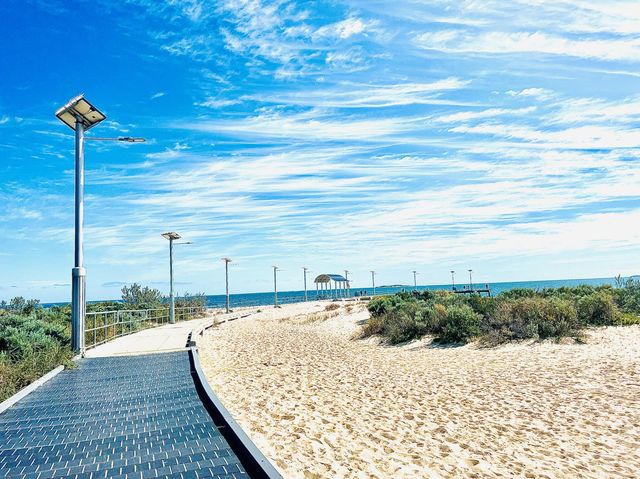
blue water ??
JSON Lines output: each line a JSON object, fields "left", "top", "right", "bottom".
{"left": 203, "top": 277, "right": 619, "bottom": 309}
{"left": 39, "top": 277, "right": 620, "bottom": 310}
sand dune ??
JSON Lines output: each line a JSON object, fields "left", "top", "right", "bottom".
{"left": 199, "top": 301, "right": 640, "bottom": 478}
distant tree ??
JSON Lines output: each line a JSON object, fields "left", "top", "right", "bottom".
{"left": 6, "top": 297, "right": 40, "bottom": 315}
{"left": 0, "top": 300, "right": 7, "bottom": 310}
{"left": 121, "top": 283, "right": 163, "bottom": 309}
{"left": 8, "top": 297, "right": 26, "bottom": 313}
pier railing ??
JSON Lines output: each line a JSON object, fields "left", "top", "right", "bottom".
{"left": 84, "top": 306, "right": 205, "bottom": 350}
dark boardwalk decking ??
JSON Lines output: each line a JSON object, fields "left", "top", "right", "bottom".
{"left": 0, "top": 352, "right": 249, "bottom": 479}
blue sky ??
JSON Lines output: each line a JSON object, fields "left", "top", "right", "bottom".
{"left": 1, "top": 0, "right": 640, "bottom": 302}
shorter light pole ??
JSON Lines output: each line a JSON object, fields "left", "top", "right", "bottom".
{"left": 468, "top": 269, "right": 473, "bottom": 291}
{"left": 344, "top": 270, "right": 350, "bottom": 297}
{"left": 273, "top": 266, "right": 279, "bottom": 307}
{"left": 412, "top": 270, "right": 418, "bottom": 289}
{"left": 370, "top": 270, "right": 376, "bottom": 296}
{"left": 451, "top": 270, "right": 455, "bottom": 291}
{"left": 303, "top": 267, "right": 309, "bottom": 301}
{"left": 161, "top": 232, "right": 192, "bottom": 323}
{"left": 222, "top": 258, "right": 232, "bottom": 313}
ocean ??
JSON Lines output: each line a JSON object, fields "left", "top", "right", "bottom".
{"left": 202, "top": 276, "right": 619, "bottom": 309}
{"left": 40, "top": 276, "right": 620, "bottom": 310}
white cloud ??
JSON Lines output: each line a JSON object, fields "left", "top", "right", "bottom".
{"left": 506, "top": 88, "right": 554, "bottom": 100}
{"left": 415, "top": 30, "right": 640, "bottom": 62}
{"left": 151, "top": 92, "right": 166, "bottom": 99}
{"left": 314, "top": 17, "right": 367, "bottom": 40}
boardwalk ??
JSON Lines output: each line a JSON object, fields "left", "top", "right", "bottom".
{"left": 0, "top": 315, "right": 280, "bottom": 479}
{"left": 0, "top": 352, "right": 249, "bottom": 479}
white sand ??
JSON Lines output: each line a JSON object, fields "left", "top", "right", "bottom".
{"left": 199, "top": 301, "right": 640, "bottom": 478}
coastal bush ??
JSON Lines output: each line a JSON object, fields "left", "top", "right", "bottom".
{"left": 577, "top": 292, "right": 619, "bottom": 326}
{"left": 436, "top": 305, "right": 481, "bottom": 344}
{"left": 482, "top": 297, "right": 579, "bottom": 344}
{"left": 325, "top": 303, "right": 340, "bottom": 311}
{"left": 0, "top": 314, "right": 73, "bottom": 401}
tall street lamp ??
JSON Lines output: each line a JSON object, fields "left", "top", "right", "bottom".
{"left": 303, "top": 267, "right": 310, "bottom": 302}
{"left": 161, "top": 232, "right": 191, "bottom": 323}
{"left": 451, "top": 270, "right": 456, "bottom": 291}
{"left": 273, "top": 266, "right": 279, "bottom": 307}
{"left": 55, "top": 94, "right": 144, "bottom": 354}
{"left": 412, "top": 270, "right": 418, "bottom": 289}
{"left": 468, "top": 269, "right": 473, "bottom": 291}
{"left": 370, "top": 270, "right": 376, "bottom": 296}
{"left": 222, "top": 258, "right": 232, "bottom": 313}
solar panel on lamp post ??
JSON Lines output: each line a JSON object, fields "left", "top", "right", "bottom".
{"left": 55, "top": 94, "right": 145, "bottom": 354}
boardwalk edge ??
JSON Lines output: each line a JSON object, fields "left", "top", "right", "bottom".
{"left": 0, "top": 364, "right": 65, "bottom": 415}
{"left": 188, "top": 345, "right": 283, "bottom": 479}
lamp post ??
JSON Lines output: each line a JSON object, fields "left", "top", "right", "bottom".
{"left": 412, "top": 270, "right": 418, "bottom": 289}
{"left": 303, "top": 267, "right": 309, "bottom": 302}
{"left": 370, "top": 270, "right": 376, "bottom": 296}
{"left": 451, "top": 270, "right": 456, "bottom": 291}
{"left": 55, "top": 94, "right": 144, "bottom": 354}
{"left": 273, "top": 266, "right": 279, "bottom": 307}
{"left": 222, "top": 258, "right": 232, "bottom": 313}
{"left": 161, "top": 232, "right": 192, "bottom": 323}
{"left": 468, "top": 269, "right": 473, "bottom": 291}
{"left": 344, "top": 270, "right": 350, "bottom": 298}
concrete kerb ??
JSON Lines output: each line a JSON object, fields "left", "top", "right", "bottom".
{"left": 188, "top": 345, "right": 282, "bottom": 479}
{"left": 187, "top": 310, "right": 281, "bottom": 478}
{"left": 0, "top": 365, "right": 65, "bottom": 415}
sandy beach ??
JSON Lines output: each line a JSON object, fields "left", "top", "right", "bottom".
{"left": 199, "top": 301, "right": 640, "bottom": 478}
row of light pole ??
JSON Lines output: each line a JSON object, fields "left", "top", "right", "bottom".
{"left": 449, "top": 269, "right": 474, "bottom": 290}
{"left": 57, "top": 95, "right": 479, "bottom": 353}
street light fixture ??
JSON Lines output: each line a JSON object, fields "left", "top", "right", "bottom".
{"left": 55, "top": 94, "right": 144, "bottom": 354}
{"left": 412, "top": 270, "right": 418, "bottom": 290}
{"left": 85, "top": 136, "right": 146, "bottom": 143}
{"left": 222, "top": 258, "right": 232, "bottom": 313}
{"left": 468, "top": 269, "right": 474, "bottom": 291}
{"left": 451, "top": 270, "right": 456, "bottom": 291}
{"left": 161, "top": 232, "right": 192, "bottom": 323}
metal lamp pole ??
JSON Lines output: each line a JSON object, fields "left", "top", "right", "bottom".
{"left": 303, "top": 267, "right": 309, "bottom": 302}
{"left": 468, "top": 269, "right": 473, "bottom": 291}
{"left": 412, "top": 270, "right": 418, "bottom": 289}
{"left": 222, "top": 258, "right": 232, "bottom": 313}
{"left": 273, "top": 266, "right": 279, "bottom": 307}
{"left": 161, "top": 233, "right": 190, "bottom": 323}
{"left": 370, "top": 270, "right": 376, "bottom": 296}
{"left": 71, "top": 118, "right": 86, "bottom": 353}
{"left": 451, "top": 270, "right": 455, "bottom": 291}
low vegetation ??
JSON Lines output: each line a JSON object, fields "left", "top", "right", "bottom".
{"left": 0, "top": 283, "right": 207, "bottom": 401}
{"left": 361, "top": 277, "right": 640, "bottom": 346}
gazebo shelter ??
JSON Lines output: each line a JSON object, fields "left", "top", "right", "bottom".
{"left": 314, "top": 274, "right": 350, "bottom": 299}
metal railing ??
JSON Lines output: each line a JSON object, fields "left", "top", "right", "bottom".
{"left": 84, "top": 306, "right": 205, "bottom": 350}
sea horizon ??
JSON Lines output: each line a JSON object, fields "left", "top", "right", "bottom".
{"left": 38, "top": 275, "right": 627, "bottom": 309}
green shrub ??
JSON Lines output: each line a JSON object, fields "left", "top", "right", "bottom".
{"left": 385, "top": 310, "right": 420, "bottom": 344}
{"left": 368, "top": 296, "right": 393, "bottom": 317}
{"left": 437, "top": 305, "right": 480, "bottom": 344}
{"left": 487, "top": 297, "right": 579, "bottom": 343}
{"left": 577, "top": 292, "right": 619, "bottom": 326}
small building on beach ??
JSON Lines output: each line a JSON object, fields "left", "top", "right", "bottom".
{"left": 314, "top": 274, "right": 350, "bottom": 299}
